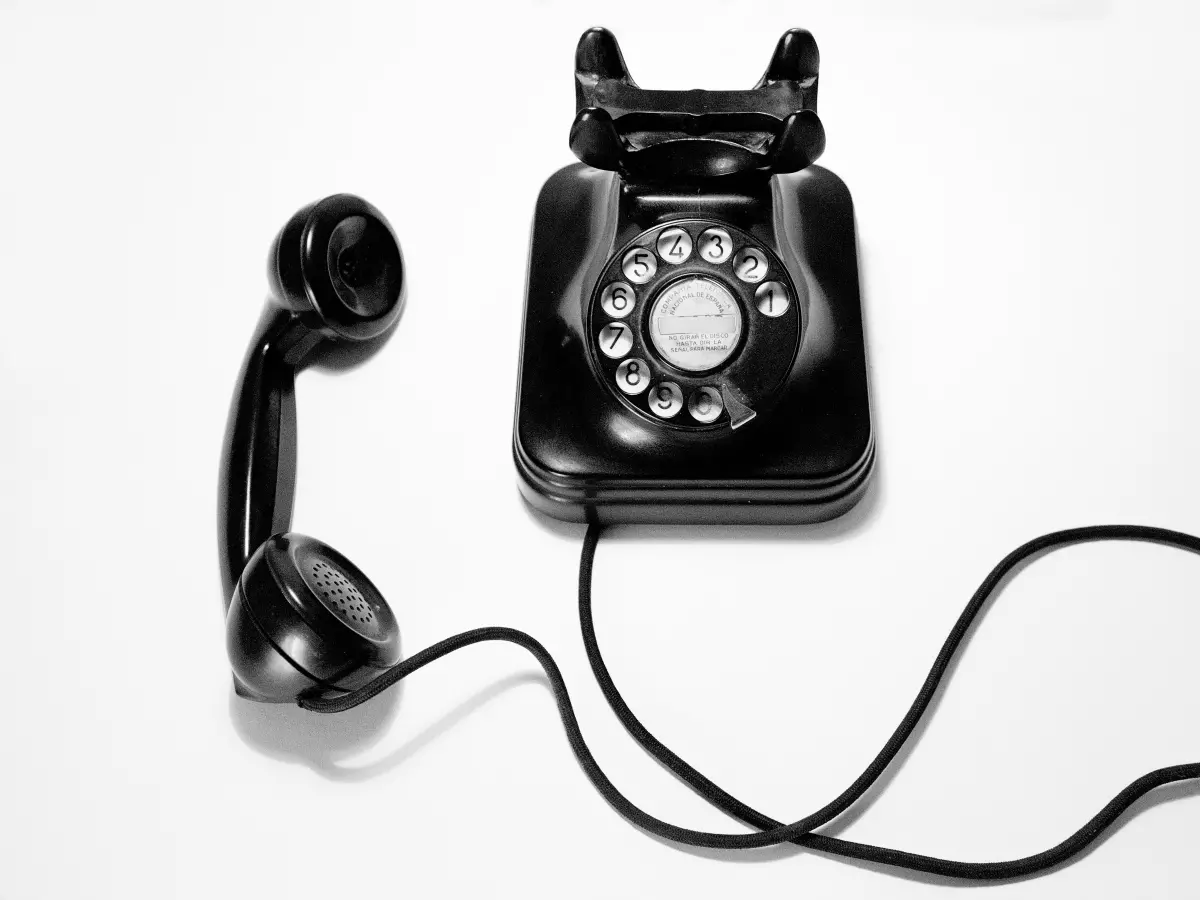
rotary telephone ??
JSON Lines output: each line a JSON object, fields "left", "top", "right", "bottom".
{"left": 513, "top": 27, "right": 873, "bottom": 524}
{"left": 215, "top": 27, "right": 1199, "bottom": 884}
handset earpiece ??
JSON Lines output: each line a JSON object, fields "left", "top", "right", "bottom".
{"left": 218, "top": 194, "right": 404, "bottom": 701}
{"left": 267, "top": 193, "right": 406, "bottom": 337}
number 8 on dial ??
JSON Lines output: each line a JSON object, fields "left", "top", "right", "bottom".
{"left": 616, "top": 358, "right": 650, "bottom": 395}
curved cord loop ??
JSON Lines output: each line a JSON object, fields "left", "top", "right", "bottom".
{"left": 301, "top": 524, "right": 1200, "bottom": 878}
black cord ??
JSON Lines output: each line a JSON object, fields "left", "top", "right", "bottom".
{"left": 301, "top": 524, "right": 1200, "bottom": 879}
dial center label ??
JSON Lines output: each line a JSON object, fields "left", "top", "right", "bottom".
{"left": 649, "top": 277, "right": 742, "bottom": 372}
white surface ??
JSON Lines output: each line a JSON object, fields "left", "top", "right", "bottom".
{"left": 1, "top": 1, "right": 1198, "bottom": 897}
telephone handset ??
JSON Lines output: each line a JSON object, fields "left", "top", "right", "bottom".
{"left": 513, "top": 28, "right": 874, "bottom": 524}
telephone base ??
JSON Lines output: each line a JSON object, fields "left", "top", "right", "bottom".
{"left": 513, "top": 162, "right": 874, "bottom": 526}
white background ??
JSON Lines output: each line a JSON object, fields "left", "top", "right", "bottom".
{"left": 1, "top": 1, "right": 1198, "bottom": 897}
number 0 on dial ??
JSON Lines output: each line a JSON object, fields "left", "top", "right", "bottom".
{"left": 688, "top": 387, "right": 724, "bottom": 423}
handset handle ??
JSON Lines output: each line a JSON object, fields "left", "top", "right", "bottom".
{"left": 217, "top": 304, "right": 321, "bottom": 607}
{"left": 216, "top": 194, "right": 405, "bottom": 607}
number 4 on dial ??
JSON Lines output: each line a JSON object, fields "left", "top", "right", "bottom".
{"left": 656, "top": 228, "right": 692, "bottom": 264}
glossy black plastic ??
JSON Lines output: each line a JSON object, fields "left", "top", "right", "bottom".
{"left": 228, "top": 533, "right": 401, "bottom": 702}
{"left": 571, "top": 27, "right": 825, "bottom": 180}
{"left": 218, "top": 194, "right": 404, "bottom": 606}
{"left": 513, "top": 30, "right": 874, "bottom": 524}
{"left": 218, "top": 194, "right": 404, "bottom": 701}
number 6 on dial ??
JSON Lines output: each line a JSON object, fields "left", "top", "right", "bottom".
{"left": 601, "top": 282, "right": 635, "bottom": 318}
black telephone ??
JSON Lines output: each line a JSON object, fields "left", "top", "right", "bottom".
{"left": 214, "top": 27, "right": 1199, "bottom": 885}
{"left": 514, "top": 27, "right": 874, "bottom": 524}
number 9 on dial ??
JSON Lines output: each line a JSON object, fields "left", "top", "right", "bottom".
{"left": 649, "top": 381, "right": 683, "bottom": 418}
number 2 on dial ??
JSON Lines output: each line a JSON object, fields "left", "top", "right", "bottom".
{"left": 622, "top": 248, "right": 656, "bottom": 283}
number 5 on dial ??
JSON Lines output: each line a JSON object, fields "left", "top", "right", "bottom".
{"left": 622, "top": 248, "right": 657, "bottom": 284}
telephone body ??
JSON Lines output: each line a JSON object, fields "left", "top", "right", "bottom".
{"left": 514, "top": 28, "right": 874, "bottom": 524}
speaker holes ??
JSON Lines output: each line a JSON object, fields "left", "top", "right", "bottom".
{"left": 305, "top": 558, "right": 383, "bottom": 639}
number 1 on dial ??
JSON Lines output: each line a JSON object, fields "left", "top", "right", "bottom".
{"left": 755, "top": 281, "right": 790, "bottom": 317}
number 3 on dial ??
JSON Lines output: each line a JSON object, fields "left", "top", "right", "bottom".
{"left": 697, "top": 227, "right": 732, "bottom": 264}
